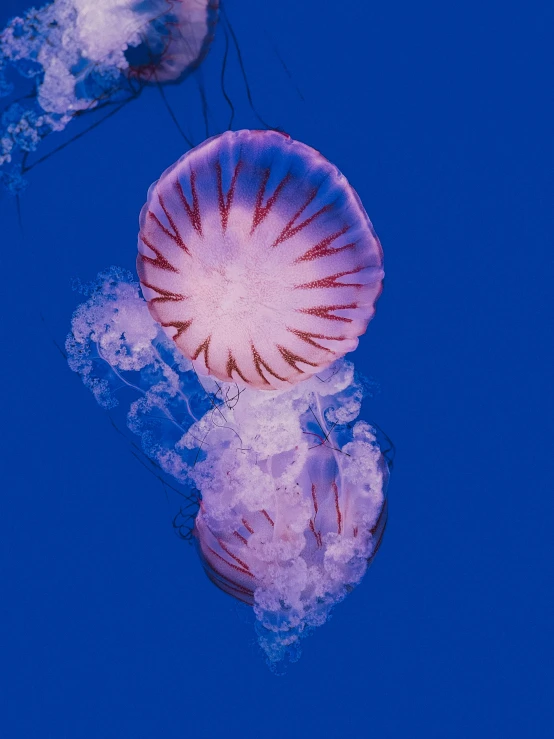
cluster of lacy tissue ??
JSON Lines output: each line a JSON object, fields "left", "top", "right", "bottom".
{"left": 67, "top": 268, "right": 387, "bottom": 668}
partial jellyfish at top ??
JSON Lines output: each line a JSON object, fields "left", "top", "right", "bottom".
{"left": 138, "top": 129, "right": 384, "bottom": 389}
{"left": 66, "top": 130, "right": 390, "bottom": 670}
{"left": 0, "top": 0, "right": 218, "bottom": 193}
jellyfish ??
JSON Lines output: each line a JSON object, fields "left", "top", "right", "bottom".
{"left": 190, "top": 375, "right": 389, "bottom": 667}
{"left": 138, "top": 129, "right": 384, "bottom": 390}
{"left": 0, "top": 0, "right": 219, "bottom": 192}
{"left": 67, "top": 267, "right": 389, "bottom": 668}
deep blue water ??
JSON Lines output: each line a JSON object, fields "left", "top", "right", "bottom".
{"left": 1, "top": 1, "right": 552, "bottom": 737}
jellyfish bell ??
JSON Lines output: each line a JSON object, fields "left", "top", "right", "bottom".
{"left": 137, "top": 129, "right": 384, "bottom": 391}
{"left": 73, "top": 0, "right": 219, "bottom": 86}
{"left": 185, "top": 369, "right": 389, "bottom": 666}
{"left": 194, "top": 450, "right": 389, "bottom": 608}
{"left": 123, "top": 0, "right": 219, "bottom": 84}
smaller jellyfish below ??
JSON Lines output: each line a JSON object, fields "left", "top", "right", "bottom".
{"left": 186, "top": 366, "right": 389, "bottom": 668}
{"left": 67, "top": 268, "right": 389, "bottom": 669}
{"left": 138, "top": 129, "right": 385, "bottom": 390}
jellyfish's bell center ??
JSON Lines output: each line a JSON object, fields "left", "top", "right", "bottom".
{"left": 220, "top": 262, "right": 251, "bottom": 310}
{"left": 205, "top": 232, "right": 284, "bottom": 324}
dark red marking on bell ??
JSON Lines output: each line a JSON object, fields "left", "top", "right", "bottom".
{"left": 217, "top": 538, "right": 251, "bottom": 572}
{"left": 140, "top": 282, "right": 186, "bottom": 304}
{"left": 277, "top": 345, "right": 318, "bottom": 371}
{"left": 251, "top": 170, "right": 292, "bottom": 234}
{"left": 156, "top": 193, "right": 190, "bottom": 253}
{"left": 139, "top": 235, "right": 179, "bottom": 273}
{"left": 216, "top": 160, "right": 242, "bottom": 232}
{"left": 175, "top": 171, "right": 203, "bottom": 236}
{"left": 251, "top": 343, "right": 288, "bottom": 384}
{"left": 261, "top": 509, "right": 274, "bottom": 527}
{"left": 226, "top": 350, "right": 249, "bottom": 384}
{"left": 294, "top": 226, "right": 354, "bottom": 264}
{"left": 370, "top": 499, "right": 388, "bottom": 536}
{"left": 192, "top": 335, "right": 212, "bottom": 370}
{"left": 272, "top": 189, "right": 332, "bottom": 247}
{"left": 332, "top": 480, "right": 342, "bottom": 534}
{"left": 309, "top": 519, "right": 322, "bottom": 548}
{"left": 206, "top": 545, "right": 254, "bottom": 578}
{"left": 233, "top": 530, "right": 248, "bottom": 546}
{"left": 311, "top": 482, "right": 319, "bottom": 515}
{"left": 251, "top": 129, "right": 291, "bottom": 140}
{"left": 126, "top": 8, "right": 175, "bottom": 83}
{"left": 203, "top": 566, "right": 255, "bottom": 605}
{"left": 368, "top": 500, "right": 388, "bottom": 564}
{"left": 241, "top": 518, "right": 255, "bottom": 534}
{"left": 353, "top": 526, "right": 359, "bottom": 538}
{"left": 148, "top": 212, "right": 187, "bottom": 255}
{"left": 287, "top": 327, "right": 342, "bottom": 352}
{"left": 294, "top": 266, "right": 365, "bottom": 291}
{"left": 298, "top": 303, "right": 357, "bottom": 322}
{"left": 162, "top": 319, "right": 193, "bottom": 340}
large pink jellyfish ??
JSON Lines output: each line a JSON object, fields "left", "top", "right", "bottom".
{"left": 137, "top": 129, "right": 384, "bottom": 390}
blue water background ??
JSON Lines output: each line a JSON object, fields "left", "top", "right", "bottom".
{"left": 1, "top": 0, "right": 552, "bottom": 736}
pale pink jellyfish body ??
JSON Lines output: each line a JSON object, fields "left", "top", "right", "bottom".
{"left": 138, "top": 129, "right": 384, "bottom": 390}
